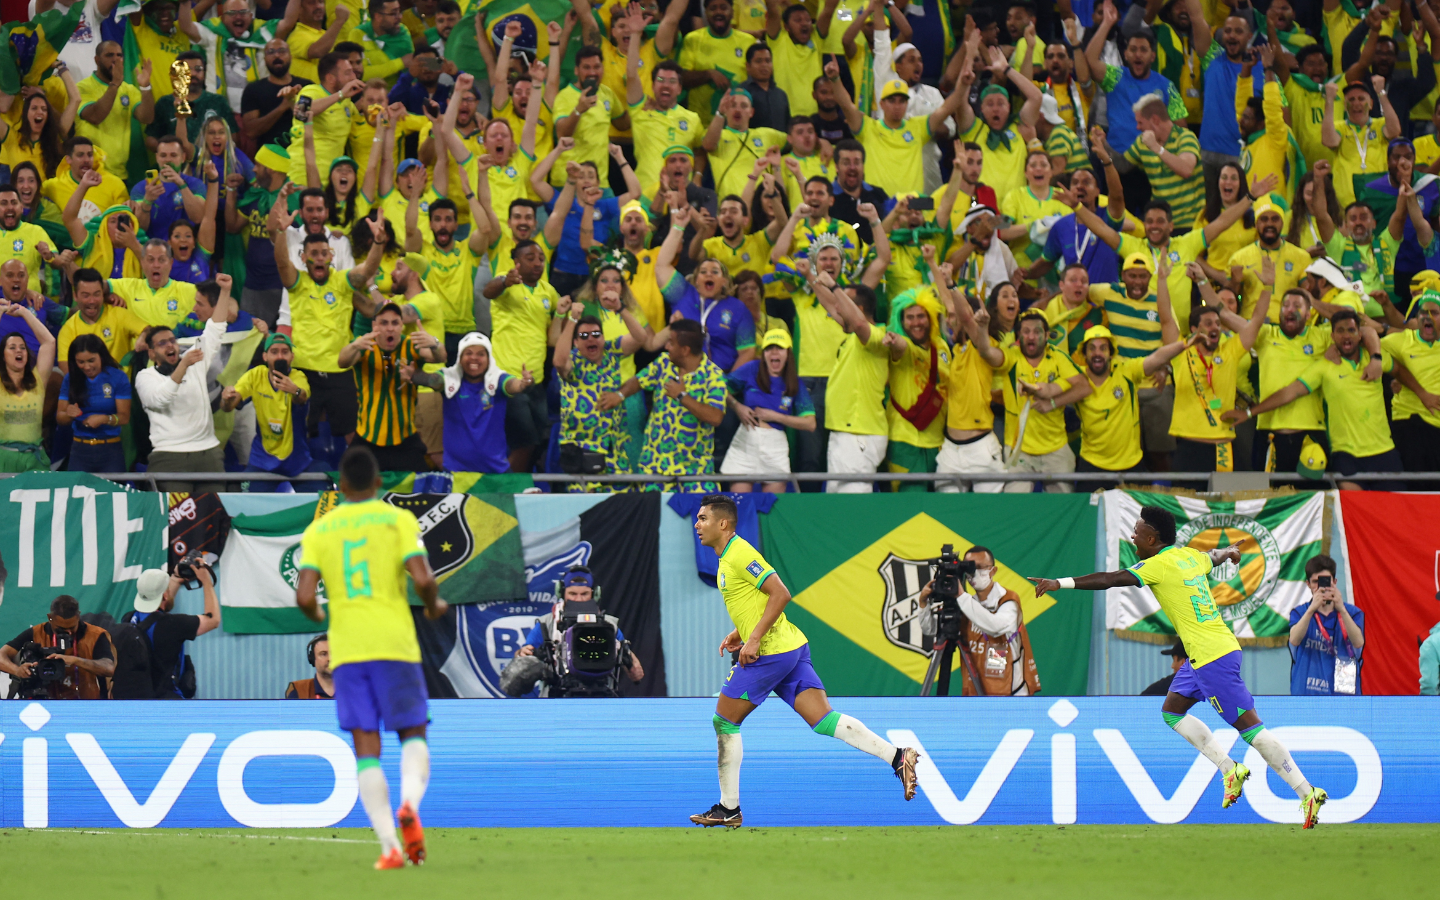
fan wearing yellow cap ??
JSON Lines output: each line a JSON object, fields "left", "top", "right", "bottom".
{"left": 1074, "top": 172, "right": 1269, "bottom": 333}
{"left": 830, "top": 68, "right": 972, "bottom": 197}
{"left": 719, "top": 329, "right": 816, "bottom": 493}
{"left": 1384, "top": 289, "right": 1440, "bottom": 474}
{"left": 971, "top": 306, "right": 1091, "bottom": 492}
{"left": 1059, "top": 323, "right": 1191, "bottom": 489}
{"left": 1228, "top": 197, "right": 1312, "bottom": 323}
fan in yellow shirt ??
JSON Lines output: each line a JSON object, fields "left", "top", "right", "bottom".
{"left": 1158, "top": 254, "right": 1272, "bottom": 476}
{"left": 972, "top": 309, "right": 1091, "bottom": 492}
{"left": 702, "top": 88, "right": 787, "bottom": 203}
{"left": 108, "top": 240, "right": 199, "bottom": 329}
{"left": 1321, "top": 80, "right": 1400, "bottom": 208}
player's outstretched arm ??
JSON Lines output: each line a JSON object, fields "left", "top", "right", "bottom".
{"left": 1207, "top": 546, "right": 1242, "bottom": 567}
{"left": 1028, "top": 570, "right": 1141, "bottom": 597}
{"left": 406, "top": 555, "right": 449, "bottom": 620}
{"left": 739, "top": 574, "right": 792, "bottom": 666}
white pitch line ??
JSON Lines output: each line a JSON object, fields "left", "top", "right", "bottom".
{"left": 65, "top": 829, "right": 371, "bottom": 844}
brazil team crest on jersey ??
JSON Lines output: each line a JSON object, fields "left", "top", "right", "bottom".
{"left": 505, "top": 165, "right": 517, "bottom": 177}
{"left": 324, "top": 291, "right": 337, "bottom": 305}
{"left": 741, "top": 252, "right": 750, "bottom": 262}
{"left": 102, "top": 327, "right": 112, "bottom": 338}
{"left": 1304, "top": 344, "right": 1314, "bottom": 354}
{"left": 752, "top": 137, "right": 763, "bottom": 147}
{"left": 1284, "top": 261, "right": 1294, "bottom": 271}
{"left": 120, "top": 95, "right": 129, "bottom": 107}
{"left": 718, "top": 572, "right": 727, "bottom": 588}
{"left": 679, "top": 120, "right": 689, "bottom": 130}
{"left": 1113, "top": 386, "right": 1124, "bottom": 399}
{"left": 11, "top": 239, "right": 21, "bottom": 252}
{"left": 878, "top": 553, "right": 936, "bottom": 656}
{"left": 167, "top": 299, "right": 178, "bottom": 311}
{"left": 721, "top": 310, "right": 732, "bottom": 326}
{"left": 903, "top": 131, "right": 913, "bottom": 142}
{"left": 102, "top": 383, "right": 113, "bottom": 398}
{"left": 1168, "top": 250, "right": 1180, "bottom": 262}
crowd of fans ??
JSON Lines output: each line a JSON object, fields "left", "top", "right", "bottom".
{"left": 2, "top": 0, "right": 1438, "bottom": 493}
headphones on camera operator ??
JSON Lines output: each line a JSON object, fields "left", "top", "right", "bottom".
{"left": 499, "top": 566, "right": 635, "bottom": 698}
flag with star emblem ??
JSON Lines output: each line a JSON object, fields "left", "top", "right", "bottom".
{"left": 759, "top": 493, "right": 1094, "bottom": 695}
{"left": 1103, "top": 489, "right": 1323, "bottom": 645}
{"left": 218, "top": 492, "right": 525, "bottom": 633}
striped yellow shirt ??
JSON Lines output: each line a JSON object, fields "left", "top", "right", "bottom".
{"left": 1088, "top": 283, "right": 1161, "bottom": 360}
{"left": 355, "top": 339, "right": 422, "bottom": 447}
{"left": 1044, "top": 123, "right": 1089, "bottom": 175}
{"left": 1124, "top": 124, "right": 1204, "bottom": 228}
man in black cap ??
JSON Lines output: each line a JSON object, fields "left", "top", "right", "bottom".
{"left": 1142, "top": 640, "right": 1187, "bottom": 695}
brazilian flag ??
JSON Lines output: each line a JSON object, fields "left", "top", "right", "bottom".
{"left": 446, "top": 0, "right": 584, "bottom": 88}
{"left": 0, "top": 3, "right": 85, "bottom": 95}
{"left": 760, "top": 493, "right": 1095, "bottom": 695}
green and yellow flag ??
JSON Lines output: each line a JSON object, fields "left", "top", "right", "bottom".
{"left": 760, "top": 494, "right": 1095, "bottom": 695}
{"left": 0, "top": 2, "right": 85, "bottom": 95}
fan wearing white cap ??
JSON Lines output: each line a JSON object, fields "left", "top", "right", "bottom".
{"left": 1036, "top": 93, "right": 1087, "bottom": 176}
{"left": 116, "top": 563, "right": 221, "bottom": 699}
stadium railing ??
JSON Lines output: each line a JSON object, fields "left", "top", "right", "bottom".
{"left": 5, "top": 471, "right": 1432, "bottom": 492}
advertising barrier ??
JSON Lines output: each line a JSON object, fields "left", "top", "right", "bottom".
{"left": 1, "top": 698, "right": 1432, "bottom": 828}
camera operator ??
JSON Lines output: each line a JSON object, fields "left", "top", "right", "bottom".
{"left": 516, "top": 567, "right": 644, "bottom": 686}
{"left": 285, "top": 634, "right": 335, "bottom": 699}
{"left": 0, "top": 595, "right": 115, "bottom": 699}
{"left": 1288, "top": 554, "right": 1364, "bottom": 696}
{"left": 917, "top": 546, "right": 1040, "bottom": 697}
{"left": 115, "top": 562, "right": 221, "bottom": 699}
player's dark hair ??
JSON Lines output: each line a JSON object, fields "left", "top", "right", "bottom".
{"left": 1295, "top": 45, "right": 1328, "bottom": 69}
{"left": 1304, "top": 554, "right": 1338, "bottom": 580}
{"left": 511, "top": 238, "right": 539, "bottom": 260}
{"left": 317, "top": 51, "right": 350, "bottom": 82}
{"left": 834, "top": 138, "right": 865, "bottom": 161}
{"left": 436, "top": 0, "right": 461, "bottom": 14}
{"left": 302, "top": 231, "right": 330, "bottom": 248}
{"left": 333, "top": 41, "right": 366, "bottom": 57}
{"left": 652, "top": 59, "right": 682, "bottom": 83}
{"left": 804, "top": 175, "right": 832, "bottom": 192}
{"left": 701, "top": 493, "right": 739, "bottom": 526}
{"left": 964, "top": 545, "right": 995, "bottom": 566}
{"left": 50, "top": 595, "right": 79, "bottom": 618}
{"left": 575, "top": 45, "right": 602, "bottom": 65}
{"left": 781, "top": 3, "right": 809, "bottom": 25}
{"left": 175, "top": 49, "right": 205, "bottom": 67}
{"left": 575, "top": 313, "right": 602, "bottom": 331}
{"left": 1139, "top": 505, "right": 1177, "bottom": 546}
{"left": 745, "top": 42, "right": 771, "bottom": 65}
{"left": 1344, "top": 201, "right": 1375, "bottom": 219}
{"left": 851, "top": 284, "right": 877, "bottom": 320}
{"left": 339, "top": 445, "right": 380, "bottom": 491}
{"left": 1061, "top": 262, "right": 1089, "bottom": 281}
{"left": 74, "top": 267, "right": 106, "bottom": 291}
{"left": 1143, "top": 199, "right": 1173, "bottom": 221}
{"left": 670, "top": 318, "right": 705, "bottom": 354}
{"left": 508, "top": 198, "right": 537, "bottom": 219}
{"left": 195, "top": 278, "right": 221, "bottom": 307}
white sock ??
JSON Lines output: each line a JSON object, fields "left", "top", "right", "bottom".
{"left": 717, "top": 731, "right": 742, "bottom": 809}
{"left": 829, "top": 713, "right": 898, "bottom": 763}
{"left": 400, "top": 737, "right": 430, "bottom": 810}
{"left": 1172, "top": 715, "right": 1236, "bottom": 774}
{"left": 1249, "top": 728, "right": 1312, "bottom": 799}
{"left": 357, "top": 762, "right": 400, "bottom": 853}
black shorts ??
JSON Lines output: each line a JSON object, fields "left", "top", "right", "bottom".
{"left": 301, "top": 369, "right": 359, "bottom": 438}
{"left": 1329, "top": 447, "right": 1404, "bottom": 489}
{"left": 353, "top": 433, "right": 429, "bottom": 474}
{"left": 504, "top": 380, "right": 550, "bottom": 449}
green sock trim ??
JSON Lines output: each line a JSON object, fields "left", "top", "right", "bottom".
{"left": 1240, "top": 724, "right": 1265, "bottom": 745}
{"left": 356, "top": 757, "right": 381, "bottom": 772}
{"left": 401, "top": 736, "right": 427, "bottom": 747}
{"left": 813, "top": 710, "right": 841, "bottom": 737}
{"left": 1162, "top": 711, "right": 1185, "bottom": 729}
{"left": 712, "top": 714, "right": 740, "bottom": 735}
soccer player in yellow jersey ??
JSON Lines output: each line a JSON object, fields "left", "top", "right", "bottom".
{"left": 1030, "top": 505, "right": 1329, "bottom": 828}
{"left": 296, "top": 447, "right": 448, "bottom": 868}
{"left": 688, "top": 495, "right": 918, "bottom": 827}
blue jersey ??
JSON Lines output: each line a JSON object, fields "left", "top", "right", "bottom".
{"left": 59, "top": 367, "right": 131, "bottom": 440}
{"left": 442, "top": 375, "right": 513, "bottom": 473}
{"left": 548, "top": 194, "right": 620, "bottom": 275}
{"left": 666, "top": 281, "right": 756, "bottom": 373}
{"left": 1288, "top": 604, "right": 1364, "bottom": 696}
{"left": 1043, "top": 209, "right": 1125, "bottom": 285}
{"left": 724, "top": 360, "right": 814, "bottom": 429}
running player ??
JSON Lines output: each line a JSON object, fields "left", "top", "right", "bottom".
{"left": 1028, "top": 505, "right": 1328, "bottom": 827}
{"left": 296, "top": 447, "right": 449, "bottom": 868}
{"left": 689, "top": 494, "right": 919, "bottom": 827}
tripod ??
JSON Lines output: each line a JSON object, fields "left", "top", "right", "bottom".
{"left": 918, "top": 608, "right": 986, "bottom": 697}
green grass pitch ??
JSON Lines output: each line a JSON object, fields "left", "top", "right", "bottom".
{"left": 3, "top": 824, "right": 1437, "bottom": 899}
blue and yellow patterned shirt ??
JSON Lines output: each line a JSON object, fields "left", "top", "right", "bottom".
{"left": 560, "top": 341, "right": 624, "bottom": 457}
{"left": 635, "top": 354, "right": 728, "bottom": 488}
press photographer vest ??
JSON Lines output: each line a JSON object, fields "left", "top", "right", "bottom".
{"left": 27, "top": 622, "right": 109, "bottom": 700}
{"left": 957, "top": 589, "right": 1040, "bottom": 698}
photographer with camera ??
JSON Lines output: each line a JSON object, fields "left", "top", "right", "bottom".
{"left": 0, "top": 595, "right": 115, "bottom": 700}
{"left": 507, "top": 566, "right": 644, "bottom": 697}
{"left": 917, "top": 545, "right": 1039, "bottom": 697}
{"left": 285, "top": 634, "right": 335, "bottom": 699}
{"left": 113, "top": 562, "right": 221, "bottom": 699}
{"left": 1288, "top": 554, "right": 1365, "bottom": 696}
